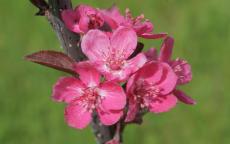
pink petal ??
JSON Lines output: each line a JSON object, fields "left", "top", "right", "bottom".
{"left": 170, "top": 59, "right": 192, "bottom": 85}
{"left": 97, "top": 108, "right": 123, "bottom": 126}
{"left": 125, "top": 98, "right": 139, "bottom": 122}
{"left": 99, "top": 81, "right": 126, "bottom": 110}
{"left": 134, "top": 21, "right": 153, "bottom": 35}
{"left": 144, "top": 48, "right": 158, "bottom": 61}
{"left": 81, "top": 29, "right": 110, "bottom": 61}
{"left": 52, "top": 77, "right": 85, "bottom": 103}
{"left": 174, "top": 89, "right": 196, "bottom": 105}
{"left": 110, "top": 53, "right": 147, "bottom": 82}
{"left": 149, "top": 94, "right": 177, "bottom": 113}
{"left": 111, "top": 27, "right": 137, "bottom": 59}
{"left": 61, "top": 9, "right": 82, "bottom": 33}
{"left": 79, "top": 16, "right": 90, "bottom": 33}
{"left": 140, "top": 33, "right": 167, "bottom": 39}
{"left": 65, "top": 104, "right": 92, "bottom": 129}
{"left": 76, "top": 4, "right": 96, "bottom": 16}
{"left": 159, "top": 36, "right": 174, "bottom": 62}
{"left": 126, "top": 74, "right": 137, "bottom": 94}
{"left": 125, "top": 53, "right": 147, "bottom": 74}
{"left": 94, "top": 54, "right": 146, "bottom": 82}
{"left": 137, "top": 62, "right": 163, "bottom": 84}
{"left": 156, "top": 62, "right": 178, "bottom": 95}
{"left": 101, "top": 5, "right": 124, "bottom": 29}
{"left": 93, "top": 61, "right": 126, "bottom": 82}
{"left": 74, "top": 61, "right": 100, "bottom": 87}
{"left": 93, "top": 60, "right": 111, "bottom": 76}
{"left": 92, "top": 61, "right": 124, "bottom": 82}
{"left": 106, "top": 139, "right": 120, "bottom": 144}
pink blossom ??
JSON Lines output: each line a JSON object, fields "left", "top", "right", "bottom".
{"left": 125, "top": 61, "right": 178, "bottom": 122}
{"left": 145, "top": 36, "right": 196, "bottom": 105}
{"left": 101, "top": 6, "right": 167, "bottom": 39}
{"left": 52, "top": 62, "right": 126, "bottom": 129}
{"left": 61, "top": 5, "right": 104, "bottom": 34}
{"left": 81, "top": 26, "right": 147, "bottom": 82}
{"left": 106, "top": 139, "right": 120, "bottom": 144}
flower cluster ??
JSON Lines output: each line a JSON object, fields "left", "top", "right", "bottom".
{"left": 52, "top": 4, "right": 196, "bottom": 129}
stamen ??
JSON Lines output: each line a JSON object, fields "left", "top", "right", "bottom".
{"left": 75, "top": 87, "right": 102, "bottom": 112}
{"left": 134, "top": 81, "right": 161, "bottom": 108}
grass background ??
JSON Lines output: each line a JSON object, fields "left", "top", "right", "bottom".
{"left": 0, "top": 0, "right": 229, "bottom": 143}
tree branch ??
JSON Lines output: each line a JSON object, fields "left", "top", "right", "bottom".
{"left": 30, "top": 0, "right": 119, "bottom": 143}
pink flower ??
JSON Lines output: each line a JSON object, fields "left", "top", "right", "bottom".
{"left": 101, "top": 6, "right": 167, "bottom": 39}
{"left": 61, "top": 5, "right": 104, "bottom": 34}
{"left": 81, "top": 26, "right": 147, "bottom": 82}
{"left": 145, "top": 36, "right": 196, "bottom": 105}
{"left": 52, "top": 62, "right": 126, "bottom": 129}
{"left": 125, "top": 61, "right": 178, "bottom": 122}
{"left": 106, "top": 139, "right": 120, "bottom": 144}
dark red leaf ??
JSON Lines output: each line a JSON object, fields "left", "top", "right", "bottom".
{"left": 25, "top": 50, "right": 76, "bottom": 75}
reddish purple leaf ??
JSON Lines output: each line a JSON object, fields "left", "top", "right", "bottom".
{"left": 25, "top": 50, "right": 76, "bottom": 75}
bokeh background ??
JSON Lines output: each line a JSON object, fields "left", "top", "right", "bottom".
{"left": 0, "top": 0, "right": 229, "bottom": 144}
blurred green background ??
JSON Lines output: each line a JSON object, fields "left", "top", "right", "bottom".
{"left": 0, "top": 0, "right": 229, "bottom": 144}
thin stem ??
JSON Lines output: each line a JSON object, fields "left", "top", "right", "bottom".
{"left": 30, "top": 0, "right": 120, "bottom": 143}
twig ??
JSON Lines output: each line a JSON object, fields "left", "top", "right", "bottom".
{"left": 29, "top": 0, "right": 119, "bottom": 143}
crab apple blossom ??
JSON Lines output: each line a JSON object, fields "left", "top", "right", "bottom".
{"left": 27, "top": 2, "right": 197, "bottom": 143}
{"left": 101, "top": 6, "right": 167, "bottom": 39}
{"left": 61, "top": 4, "right": 104, "bottom": 34}
{"left": 81, "top": 26, "right": 147, "bottom": 82}
{"left": 125, "top": 61, "right": 178, "bottom": 122}
{"left": 52, "top": 62, "right": 126, "bottom": 129}
{"left": 145, "top": 36, "right": 196, "bottom": 105}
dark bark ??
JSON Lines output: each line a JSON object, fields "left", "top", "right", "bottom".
{"left": 47, "top": 0, "right": 86, "bottom": 61}
{"left": 30, "top": 0, "right": 119, "bottom": 143}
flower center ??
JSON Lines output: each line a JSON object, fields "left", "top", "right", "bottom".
{"left": 76, "top": 87, "right": 102, "bottom": 112}
{"left": 88, "top": 14, "right": 104, "bottom": 29}
{"left": 134, "top": 80, "right": 161, "bottom": 108}
{"left": 105, "top": 49, "right": 126, "bottom": 71}
{"left": 172, "top": 59, "right": 188, "bottom": 80}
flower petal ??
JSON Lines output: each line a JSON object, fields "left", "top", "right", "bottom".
{"left": 99, "top": 81, "right": 126, "bottom": 110}
{"left": 93, "top": 61, "right": 124, "bottom": 82}
{"left": 106, "top": 139, "right": 120, "bottom": 144}
{"left": 97, "top": 108, "right": 123, "bottom": 126}
{"left": 170, "top": 59, "right": 192, "bottom": 85}
{"left": 136, "top": 62, "right": 163, "bottom": 85}
{"left": 126, "top": 74, "right": 137, "bottom": 94}
{"left": 78, "top": 16, "right": 90, "bottom": 33}
{"left": 111, "top": 27, "right": 137, "bottom": 59}
{"left": 76, "top": 4, "right": 96, "bottom": 16}
{"left": 81, "top": 29, "right": 110, "bottom": 61}
{"left": 159, "top": 36, "right": 174, "bottom": 62}
{"left": 101, "top": 5, "right": 124, "bottom": 29}
{"left": 149, "top": 94, "right": 177, "bottom": 113}
{"left": 125, "top": 98, "right": 139, "bottom": 122}
{"left": 145, "top": 48, "right": 158, "bottom": 61}
{"left": 61, "top": 9, "right": 83, "bottom": 33}
{"left": 174, "top": 89, "right": 196, "bottom": 105}
{"left": 156, "top": 62, "right": 178, "bottom": 95}
{"left": 74, "top": 61, "right": 100, "bottom": 87}
{"left": 65, "top": 104, "right": 92, "bottom": 129}
{"left": 140, "top": 33, "right": 167, "bottom": 39}
{"left": 52, "top": 77, "right": 85, "bottom": 103}
{"left": 100, "top": 53, "right": 146, "bottom": 82}
{"left": 134, "top": 21, "right": 153, "bottom": 35}
{"left": 125, "top": 53, "right": 147, "bottom": 75}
